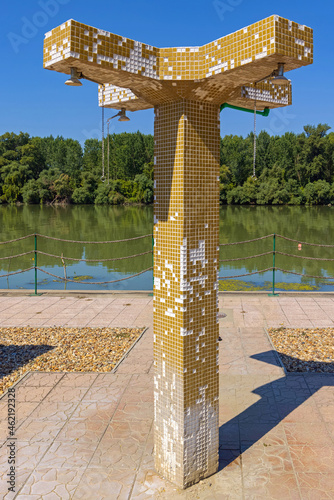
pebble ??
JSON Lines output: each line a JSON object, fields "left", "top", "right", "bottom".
{"left": 0, "top": 326, "right": 144, "bottom": 396}
{"left": 268, "top": 327, "right": 334, "bottom": 373}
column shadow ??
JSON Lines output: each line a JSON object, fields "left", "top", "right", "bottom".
{"left": 218, "top": 350, "right": 334, "bottom": 470}
{"left": 0, "top": 344, "right": 54, "bottom": 382}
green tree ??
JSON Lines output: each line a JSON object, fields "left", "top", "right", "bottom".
{"left": 303, "top": 180, "right": 333, "bottom": 205}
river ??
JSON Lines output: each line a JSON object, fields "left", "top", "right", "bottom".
{"left": 0, "top": 205, "right": 333, "bottom": 292}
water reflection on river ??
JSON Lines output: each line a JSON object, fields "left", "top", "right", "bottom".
{"left": 0, "top": 205, "right": 333, "bottom": 291}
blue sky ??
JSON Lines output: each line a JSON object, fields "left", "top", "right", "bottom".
{"left": 1, "top": 0, "right": 332, "bottom": 145}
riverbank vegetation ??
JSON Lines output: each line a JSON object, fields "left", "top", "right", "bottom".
{"left": 0, "top": 123, "right": 333, "bottom": 205}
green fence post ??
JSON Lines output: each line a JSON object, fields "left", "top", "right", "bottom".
{"left": 34, "top": 234, "right": 38, "bottom": 295}
{"left": 30, "top": 233, "right": 42, "bottom": 296}
{"left": 269, "top": 233, "right": 279, "bottom": 297}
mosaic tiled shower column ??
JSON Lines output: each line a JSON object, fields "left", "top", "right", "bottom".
{"left": 44, "top": 13, "right": 313, "bottom": 490}
{"left": 153, "top": 100, "right": 220, "bottom": 487}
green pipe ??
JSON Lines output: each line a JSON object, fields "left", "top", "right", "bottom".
{"left": 220, "top": 103, "right": 270, "bottom": 117}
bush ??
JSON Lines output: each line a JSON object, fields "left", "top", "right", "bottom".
{"left": 133, "top": 173, "right": 153, "bottom": 203}
{"left": 256, "top": 179, "right": 281, "bottom": 205}
{"left": 1, "top": 184, "right": 20, "bottom": 203}
{"left": 109, "top": 192, "right": 125, "bottom": 205}
{"left": 219, "top": 183, "right": 234, "bottom": 204}
{"left": 142, "top": 188, "right": 153, "bottom": 204}
{"left": 94, "top": 184, "right": 112, "bottom": 205}
{"left": 72, "top": 187, "right": 94, "bottom": 204}
{"left": 227, "top": 185, "right": 250, "bottom": 204}
{"left": 303, "top": 180, "right": 333, "bottom": 205}
{"left": 22, "top": 180, "right": 40, "bottom": 204}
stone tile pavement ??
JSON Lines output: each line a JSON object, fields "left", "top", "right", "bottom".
{"left": 0, "top": 292, "right": 333, "bottom": 499}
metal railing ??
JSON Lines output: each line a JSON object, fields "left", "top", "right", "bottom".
{"left": 0, "top": 233, "right": 333, "bottom": 294}
{"left": 218, "top": 233, "right": 334, "bottom": 295}
{"left": 0, "top": 233, "right": 153, "bottom": 294}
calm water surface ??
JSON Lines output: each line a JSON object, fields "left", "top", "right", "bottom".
{"left": 0, "top": 205, "right": 333, "bottom": 291}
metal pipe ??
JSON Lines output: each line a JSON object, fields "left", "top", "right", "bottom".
{"left": 220, "top": 103, "right": 270, "bottom": 117}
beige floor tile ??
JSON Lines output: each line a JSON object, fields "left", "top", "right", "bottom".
{"left": 296, "top": 473, "right": 334, "bottom": 500}
{"left": 72, "top": 467, "right": 135, "bottom": 500}
{"left": 18, "top": 468, "right": 85, "bottom": 499}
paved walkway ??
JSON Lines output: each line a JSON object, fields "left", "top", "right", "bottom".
{"left": 0, "top": 292, "right": 333, "bottom": 499}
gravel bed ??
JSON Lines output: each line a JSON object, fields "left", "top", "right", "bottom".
{"left": 268, "top": 327, "right": 334, "bottom": 373}
{"left": 0, "top": 326, "right": 144, "bottom": 396}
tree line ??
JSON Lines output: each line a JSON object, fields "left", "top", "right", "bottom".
{"left": 0, "top": 123, "right": 333, "bottom": 206}
{"left": 0, "top": 131, "right": 154, "bottom": 206}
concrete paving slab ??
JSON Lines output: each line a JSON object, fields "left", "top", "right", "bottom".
{"left": 0, "top": 292, "right": 333, "bottom": 498}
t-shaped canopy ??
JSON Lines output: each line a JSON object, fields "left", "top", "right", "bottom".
{"left": 44, "top": 15, "right": 313, "bottom": 111}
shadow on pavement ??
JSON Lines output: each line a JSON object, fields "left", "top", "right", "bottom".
{"left": 219, "top": 350, "right": 334, "bottom": 470}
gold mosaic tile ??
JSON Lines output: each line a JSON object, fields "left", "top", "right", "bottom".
{"left": 153, "top": 100, "right": 220, "bottom": 486}
{"left": 44, "top": 15, "right": 312, "bottom": 111}
{"left": 43, "top": 14, "right": 313, "bottom": 489}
